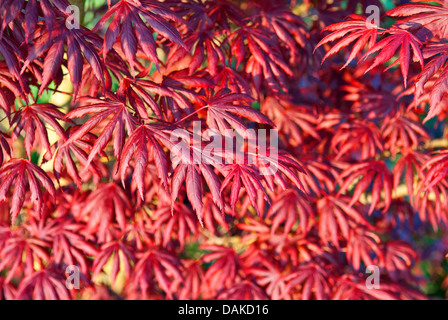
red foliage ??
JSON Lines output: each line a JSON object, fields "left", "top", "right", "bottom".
{"left": 0, "top": 0, "right": 447, "bottom": 300}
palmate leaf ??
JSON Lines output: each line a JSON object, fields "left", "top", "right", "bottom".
{"left": 387, "top": 1, "right": 448, "bottom": 39}
{"left": 338, "top": 160, "right": 393, "bottom": 214}
{"left": 0, "top": 62, "right": 23, "bottom": 117}
{"left": 258, "top": 2, "right": 308, "bottom": 60}
{"left": 64, "top": 95, "right": 136, "bottom": 165}
{"left": 330, "top": 119, "right": 383, "bottom": 161}
{"left": 267, "top": 188, "right": 313, "bottom": 235}
{"left": 119, "top": 123, "right": 173, "bottom": 199}
{"left": 92, "top": 240, "right": 135, "bottom": 286}
{"left": 382, "top": 240, "right": 416, "bottom": 282}
{"left": 152, "top": 203, "right": 198, "bottom": 249}
{"left": 392, "top": 150, "right": 427, "bottom": 206}
{"left": 0, "top": 226, "right": 51, "bottom": 282}
{"left": 346, "top": 227, "right": 382, "bottom": 271}
{"left": 93, "top": 0, "right": 187, "bottom": 71}
{"left": 419, "top": 150, "right": 448, "bottom": 191}
{"left": 0, "top": 0, "right": 71, "bottom": 40}
{"left": 0, "top": 130, "right": 11, "bottom": 167}
{"left": 317, "top": 195, "right": 370, "bottom": 247}
{"left": 25, "top": 215, "right": 98, "bottom": 275}
{"left": 316, "top": 14, "right": 379, "bottom": 69}
{"left": 129, "top": 247, "right": 183, "bottom": 300}
{"left": 256, "top": 151, "right": 306, "bottom": 192}
{"left": 414, "top": 43, "right": 448, "bottom": 122}
{"left": 362, "top": 27, "right": 424, "bottom": 87}
{"left": 22, "top": 20, "right": 105, "bottom": 99}
{"left": 246, "top": 255, "right": 292, "bottom": 300}
{"left": 284, "top": 263, "right": 331, "bottom": 300}
{"left": 15, "top": 266, "right": 72, "bottom": 300}
{"left": 201, "top": 245, "right": 243, "bottom": 292}
{"left": 261, "top": 97, "right": 320, "bottom": 147}
{"left": 167, "top": 29, "right": 226, "bottom": 77}
{"left": 0, "top": 32, "right": 23, "bottom": 88}
{"left": 231, "top": 27, "right": 294, "bottom": 95}
{"left": 205, "top": 88, "right": 274, "bottom": 138}
{"left": 220, "top": 163, "right": 270, "bottom": 216}
{"left": 171, "top": 160, "right": 223, "bottom": 226}
{"left": 178, "top": 259, "right": 205, "bottom": 300}
{"left": 381, "top": 110, "right": 429, "bottom": 157}
{"left": 11, "top": 103, "right": 66, "bottom": 159}
{"left": 50, "top": 128, "right": 103, "bottom": 188}
{"left": 0, "top": 159, "right": 56, "bottom": 225}
{"left": 217, "top": 280, "right": 268, "bottom": 300}
{"left": 79, "top": 183, "right": 132, "bottom": 243}
{"left": 118, "top": 73, "right": 207, "bottom": 121}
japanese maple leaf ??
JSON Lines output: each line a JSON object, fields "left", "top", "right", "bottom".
{"left": 79, "top": 183, "right": 132, "bottom": 243}
{"left": 92, "top": 240, "right": 136, "bottom": 286}
{"left": 261, "top": 97, "right": 320, "bottom": 147}
{"left": 203, "top": 88, "right": 274, "bottom": 138}
{"left": 201, "top": 245, "right": 243, "bottom": 291}
{"left": 26, "top": 216, "right": 98, "bottom": 276}
{"left": 346, "top": 228, "right": 383, "bottom": 271}
{"left": 220, "top": 163, "right": 271, "bottom": 216}
{"left": 217, "top": 280, "right": 268, "bottom": 300}
{"left": 202, "top": 194, "right": 229, "bottom": 236}
{"left": 256, "top": 151, "right": 306, "bottom": 192}
{"left": 382, "top": 240, "right": 416, "bottom": 282}
{"left": 0, "top": 32, "right": 25, "bottom": 90}
{"left": 387, "top": 1, "right": 448, "bottom": 39}
{"left": 0, "top": 62, "right": 23, "bottom": 117}
{"left": 178, "top": 259, "right": 205, "bottom": 300}
{"left": 64, "top": 95, "right": 136, "bottom": 165}
{"left": 93, "top": 0, "right": 187, "bottom": 72}
{"left": 0, "top": 159, "right": 56, "bottom": 225}
{"left": 381, "top": 110, "right": 429, "bottom": 157}
{"left": 22, "top": 20, "right": 105, "bottom": 98}
{"left": 259, "top": 2, "right": 308, "bottom": 60}
{"left": 333, "top": 275, "right": 398, "bottom": 300}
{"left": 338, "top": 160, "right": 393, "bottom": 214}
{"left": 0, "top": 227, "right": 51, "bottom": 282}
{"left": 231, "top": 27, "right": 294, "bottom": 94}
{"left": 152, "top": 203, "right": 199, "bottom": 249}
{"left": 214, "top": 66, "right": 251, "bottom": 95}
{"left": 415, "top": 177, "right": 448, "bottom": 230}
{"left": 49, "top": 128, "right": 103, "bottom": 188}
{"left": 0, "top": 130, "right": 11, "bottom": 167}
{"left": 0, "top": 0, "right": 71, "bottom": 40}
{"left": 118, "top": 74, "right": 206, "bottom": 121}
{"left": 11, "top": 103, "right": 66, "bottom": 159}
{"left": 317, "top": 195, "right": 370, "bottom": 247}
{"left": 284, "top": 263, "right": 331, "bottom": 300}
{"left": 331, "top": 119, "right": 383, "bottom": 160}
{"left": 168, "top": 29, "right": 226, "bottom": 77}
{"left": 414, "top": 43, "right": 448, "bottom": 122}
{"left": 419, "top": 150, "right": 448, "bottom": 191}
{"left": 316, "top": 14, "right": 379, "bottom": 69}
{"left": 246, "top": 256, "right": 291, "bottom": 300}
{"left": 392, "top": 150, "right": 427, "bottom": 206}
{"left": 171, "top": 160, "right": 223, "bottom": 225}
{"left": 15, "top": 266, "right": 72, "bottom": 300}
{"left": 0, "top": 275, "right": 15, "bottom": 300}
{"left": 362, "top": 27, "right": 424, "bottom": 87}
{"left": 119, "top": 123, "right": 172, "bottom": 199}
{"left": 267, "top": 188, "right": 313, "bottom": 235}
{"left": 129, "top": 248, "right": 183, "bottom": 300}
